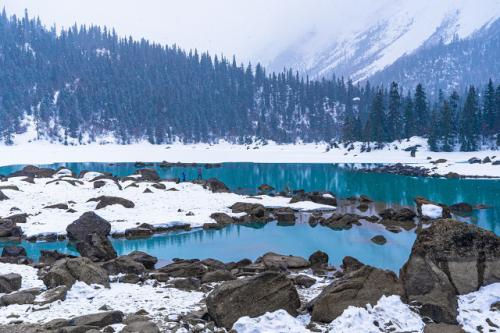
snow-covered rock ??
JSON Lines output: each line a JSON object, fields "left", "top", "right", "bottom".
{"left": 421, "top": 204, "right": 443, "bottom": 219}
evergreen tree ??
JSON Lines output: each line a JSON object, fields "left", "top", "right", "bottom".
{"left": 460, "top": 86, "right": 480, "bottom": 151}
{"left": 403, "top": 93, "right": 415, "bottom": 139}
{"left": 387, "top": 82, "right": 401, "bottom": 141}
{"left": 414, "top": 84, "right": 428, "bottom": 135}
{"left": 439, "top": 100, "right": 453, "bottom": 151}
{"left": 368, "top": 90, "right": 386, "bottom": 143}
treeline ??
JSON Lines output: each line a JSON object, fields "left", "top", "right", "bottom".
{"left": 344, "top": 81, "right": 500, "bottom": 151}
{"left": 0, "top": 10, "right": 498, "bottom": 151}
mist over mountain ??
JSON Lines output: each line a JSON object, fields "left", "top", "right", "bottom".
{"left": 266, "top": 0, "right": 500, "bottom": 91}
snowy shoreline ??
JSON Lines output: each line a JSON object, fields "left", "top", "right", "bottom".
{"left": 1, "top": 137, "right": 499, "bottom": 178}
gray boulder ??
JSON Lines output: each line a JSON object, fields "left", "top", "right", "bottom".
{"left": 309, "top": 259, "right": 403, "bottom": 323}
{"left": 68, "top": 311, "right": 124, "bottom": 327}
{"left": 101, "top": 256, "right": 146, "bottom": 275}
{"left": 42, "top": 257, "right": 110, "bottom": 289}
{"left": 0, "top": 273, "right": 22, "bottom": 293}
{"left": 0, "top": 218, "right": 22, "bottom": 237}
{"left": 76, "top": 233, "right": 117, "bottom": 262}
{"left": 0, "top": 290, "right": 35, "bottom": 306}
{"left": 206, "top": 271, "right": 300, "bottom": 329}
{"left": 201, "top": 270, "right": 235, "bottom": 283}
{"left": 1, "top": 245, "right": 27, "bottom": 258}
{"left": 158, "top": 260, "right": 207, "bottom": 278}
{"left": 87, "top": 196, "right": 135, "bottom": 210}
{"left": 35, "top": 286, "right": 68, "bottom": 305}
{"left": 127, "top": 251, "right": 158, "bottom": 270}
{"left": 122, "top": 321, "right": 160, "bottom": 333}
{"left": 66, "top": 212, "right": 111, "bottom": 242}
{"left": 258, "top": 252, "right": 310, "bottom": 270}
{"left": 400, "top": 219, "right": 500, "bottom": 324}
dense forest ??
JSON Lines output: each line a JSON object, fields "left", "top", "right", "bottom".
{"left": 0, "top": 10, "right": 498, "bottom": 151}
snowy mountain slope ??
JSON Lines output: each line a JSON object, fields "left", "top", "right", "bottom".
{"left": 368, "top": 17, "right": 500, "bottom": 93}
{"left": 266, "top": 0, "right": 500, "bottom": 82}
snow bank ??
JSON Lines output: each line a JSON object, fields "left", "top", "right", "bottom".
{"left": 0, "top": 263, "right": 45, "bottom": 294}
{"left": 233, "top": 310, "right": 309, "bottom": 333}
{"left": 327, "top": 295, "right": 425, "bottom": 333}
{"left": 0, "top": 174, "right": 333, "bottom": 237}
{"left": 457, "top": 283, "right": 500, "bottom": 332}
{"left": 0, "top": 266, "right": 204, "bottom": 325}
{"left": 421, "top": 204, "right": 443, "bottom": 219}
{"left": 0, "top": 136, "right": 499, "bottom": 177}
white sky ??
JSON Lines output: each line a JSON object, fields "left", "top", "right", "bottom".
{"left": 1, "top": 0, "right": 380, "bottom": 65}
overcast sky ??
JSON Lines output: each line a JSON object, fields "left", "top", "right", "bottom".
{"left": 1, "top": 0, "right": 382, "bottom": 65}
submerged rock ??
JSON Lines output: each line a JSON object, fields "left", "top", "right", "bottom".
{"left": 206, "top": 271, "right": 300, "bottom": 329}
{"left": 400, "top": 219, "right": 500, "bottom": 324}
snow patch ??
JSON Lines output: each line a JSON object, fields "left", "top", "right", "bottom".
{"left": 233, "top": 309, "right": 309, "bottom": 333}
{"left": 457, "top": 283, "right": 500, "bottom": 332}
{"left": 327, "top": 295, "right": 425, "bottom": 333}
{"left": 421, "top": 204, "right": 443, "bottom": 219}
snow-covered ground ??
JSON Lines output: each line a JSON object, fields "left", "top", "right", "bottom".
{"left": 0, "top": 263, "right": 204, "bottom": 327}
{"left": 0, "top": 170, "right": 333, "bottom": 237}
{"left": 1, "top": 263, "right": 499, "bottom": 332}
{"left": 0, "top": 137, "right": 499, "bottom": 177}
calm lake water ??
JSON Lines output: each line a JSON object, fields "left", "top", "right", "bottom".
{"left": 1, "top": 162, "right": 499, "bottom": 271}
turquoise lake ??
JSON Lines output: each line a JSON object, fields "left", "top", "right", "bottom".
{"left": 1, "top": 162, "right": 499, "bottom": 272}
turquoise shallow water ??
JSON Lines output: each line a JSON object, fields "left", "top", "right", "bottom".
{"left": 0, "top": 162, "right": 499, "bottom": 271}
{"left": 1, "top": 221, "right": 415, "bottom": 272}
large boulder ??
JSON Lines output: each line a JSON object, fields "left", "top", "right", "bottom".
{"left": 87, "top": 196, "right": 135, "bottom": 210}
{"left": 76, "top": 233, "right": 117, "bottom": 262}
{"left": 0, "top": 290, "right": 36, "bottom": 306}
{"left": 258, "top": 252, "right": 310, "bottom": 270}
{"left": 414, "top": 197, "right": 451, "bottom": 219}
{"left": 158, "top": 260, "right": 208, "bottom": 278}
{"left": 101, "top": 256, "right": 146, "bottom": 275}
{"left": 0, "top": 273, "right": 22, "bottom": 293}
{"left": 42, "top": 257, "right": 110, "bottom": 289}
{"left": 1, "top": 245, "right": 27, "bottom": 258}
{"left": 400, "top": 219, "right": 500, "bottom": 324}
{"left": 127, "top": 251, "right": 158, "bottom": 270}
{"left": 34, "top": 286, "right": 68, "bottom": 305}
{"left": 66, "top": 212, "right": 111, "bottom": 242}
{"left": 309, "top": 251, "right": 329, "bottom": 268}
{"left": 308, "top": 259, "right": 404, "bottom": 323}
{"left": 0, "top": 219, "right": 22, "bottom": 237}
{"left": 135, "top": 169, "right": 160, "bottom": 182}
{"left": 39, "top": 250, "right": 77, "bottom": 265}
{"left": 206, "top": 271, "right": 300, "bottom": 329}
{"left": 68, "top": 311, "right": 124, "bottom": 327}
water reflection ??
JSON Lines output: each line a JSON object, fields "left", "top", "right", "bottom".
{"left": 1, "top": 222, "right": 416, "bottom": 273}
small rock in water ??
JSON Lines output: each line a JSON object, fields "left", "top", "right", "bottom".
{"left": 371, "top": 235, "right": 387, "bottom": 245}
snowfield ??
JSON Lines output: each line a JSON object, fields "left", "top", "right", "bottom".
{"left": 0, "top": 137, "right": 499, "bottom": 178}
{"left": 0, "top": 171, "right": 334, "bottom": 237}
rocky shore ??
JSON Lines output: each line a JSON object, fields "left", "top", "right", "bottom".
{"left": 0, "top": 218, "right": 498, "bottom": 332}
{"left": 0, "top": 165, "right": 499, "bottom": 332}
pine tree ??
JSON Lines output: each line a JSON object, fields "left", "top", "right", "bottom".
{"left": 460, "top": 86, "right": 480, "bottom": 151}
{"left": 483, "top": 79, "right": 496, "bottom": 136}
{"left": 440, "top": 100, "right": 453, "bottom": 151}
{"left": 387, "top": 82, "right": 401, "bottom": 141}
{"left": 414, "top": 84, "right": 428, "bottom": 135}
{"left": 368, "top": 90, "right": 386, "bottom": 143}
{"left": 403, "top": 93, "right": 415, "bottom": 139}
